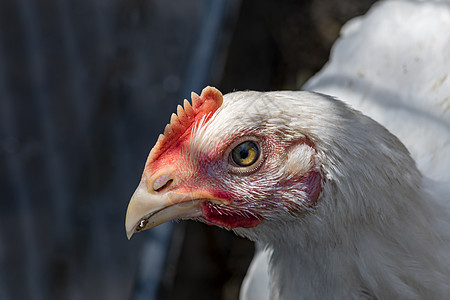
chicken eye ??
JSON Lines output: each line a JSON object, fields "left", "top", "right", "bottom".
{"left": 231, "top": 141, "right": 260, "bottom": 167}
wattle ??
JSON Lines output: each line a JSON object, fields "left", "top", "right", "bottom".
{"left": 199, "top": 202, "right": 262, "bottom": 229}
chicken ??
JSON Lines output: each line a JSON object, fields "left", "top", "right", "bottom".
{"left": 125, "top": 1, "right": 450, "bottom": 299}
{"left": 126, "top": 86, "right": 450, "bottom": 298}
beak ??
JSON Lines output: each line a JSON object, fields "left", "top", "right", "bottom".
{"left": 125, "top": 177, "right": 214, "bottom": 239}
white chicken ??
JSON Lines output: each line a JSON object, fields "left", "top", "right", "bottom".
{"left": 126, "top": 0, "right": 450, "bottom": 299}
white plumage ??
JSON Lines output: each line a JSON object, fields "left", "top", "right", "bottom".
{"left": 305, "top": 0, "right": 450, "bottom": 181}
{"left": 241, "top": 1, "right": 450, "bottom": 299}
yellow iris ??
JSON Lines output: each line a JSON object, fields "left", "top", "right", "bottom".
{"left": 231, "top": 141, "right": 259, "bottom": 167}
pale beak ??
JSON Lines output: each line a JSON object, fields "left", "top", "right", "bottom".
{"left": 125, "top": 178, "right": 208, "bottom": 239}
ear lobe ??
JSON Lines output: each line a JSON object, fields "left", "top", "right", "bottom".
{"left": 283, "top": 142, "right": 317, "bottom": 177}
{"left": 281, "top": 141, "right": 322, "bottom": 206}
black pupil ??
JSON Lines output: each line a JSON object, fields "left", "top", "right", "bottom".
{"left": 239, "top": 148, "right": 249, "bottom": 159}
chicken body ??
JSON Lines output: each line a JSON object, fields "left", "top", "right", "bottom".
{"left": 126, "top": 0, "right": 450, "bottom": 299}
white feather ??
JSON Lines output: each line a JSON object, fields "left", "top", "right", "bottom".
{"left": 304, "top": 0, "right": 450, "bottom": 181}
{"left": 240, "top": 1, "right": 450, "bottom": 299}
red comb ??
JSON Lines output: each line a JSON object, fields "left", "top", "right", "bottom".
{"left": 146, "top": 86, "right": 223, "bottom": 165}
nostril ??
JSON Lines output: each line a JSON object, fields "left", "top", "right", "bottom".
{"left": 153, "top": 173, "right": 173, "bottom": 192}
{"left": 155, "top": 179, "right": 173, "bottom": 192}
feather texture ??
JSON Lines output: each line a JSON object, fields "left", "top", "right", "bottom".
{"left": 241, "top": 0, "right": 450, "bottom": 299}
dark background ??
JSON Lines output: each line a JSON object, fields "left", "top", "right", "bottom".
{"left": 0, "top": 0, "right": 375, "bottom": 299}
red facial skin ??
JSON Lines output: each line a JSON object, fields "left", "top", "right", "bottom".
{"left": 168, "top": 134, "right": 322, "bottom": 229}
{"left": 170, "top": 156, "right": 264, "bottom": 229}
{"left": 145, "top": 132, "right": 322, "bottom": 230}
{"left": 196, "top": 170, "right": 321, "bottom": 229}
{"left": 200, "top": 201, "right": 262, "bottom": 229}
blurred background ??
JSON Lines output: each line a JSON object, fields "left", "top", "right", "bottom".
{"left": 0, "top": 0, "right": 376, "bottom": 299}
